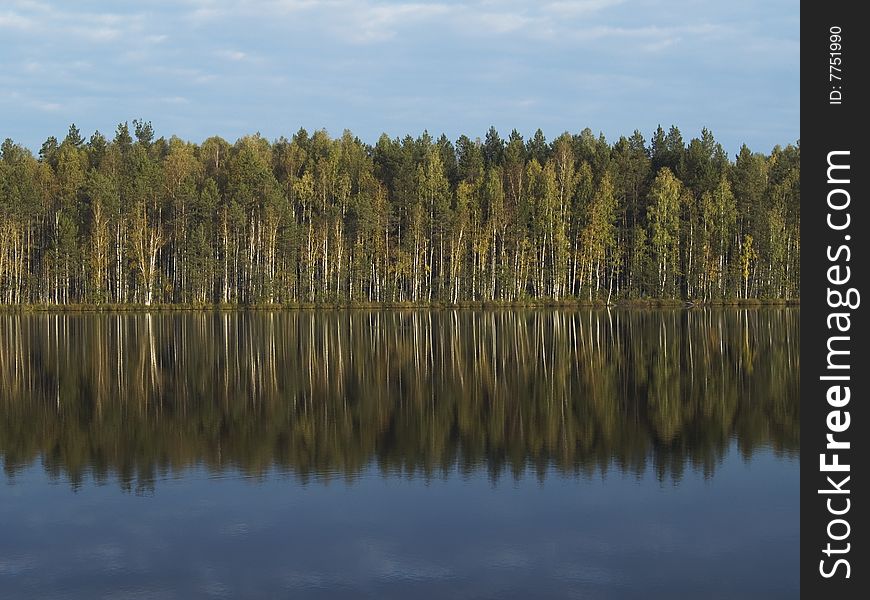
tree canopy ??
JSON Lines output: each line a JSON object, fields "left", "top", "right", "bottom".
{"left": 0, "top": 124, "right": 799, "bottom": 305}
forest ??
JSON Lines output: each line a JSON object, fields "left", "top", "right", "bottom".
{"left": 0, "top": 122, "right": 799, "bottom": 306}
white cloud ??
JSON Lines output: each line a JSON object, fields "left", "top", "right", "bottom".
{"left": 1, "top": 3, "right": 145, "bottom": 41}
{"left": 72, "top": 26, "right": 123, "bottom": 42}
{"left": 188, "top": 6, "right": 225, "bottom": 23}
{"left": 455, "top": 9, "right": 538, "bottom": 36}
{"left": 33, "top": 100, "right": 62, "bottom": 112}
{"left": 218, "top": 49, "right": 247, "bottom": 61}
{"left": 543, "top": 0, "right": 626, "bottom": 17}
{"left": 335, "top": 2, "right": 452, "bottom": 43}
{"left": 642, "top": 37, "right": 679, "bottom": 53}
{"left": 165, "top": 0, "right": 735, "bottom": 52}
{"left": 562, "top": 22, "right": 728, "bottom": 47}
{"left": 159, "top": 96, "right": 191, "bottom": 105}
{"left": 0, "top": 10, "right": 34, "bottom": 29}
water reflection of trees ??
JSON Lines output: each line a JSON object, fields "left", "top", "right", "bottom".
{"left": 0, "top": 309, "right": 798, "bottom": 489}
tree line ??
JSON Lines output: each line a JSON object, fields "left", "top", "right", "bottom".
{"left": 0, "top": 122, "right": 799, "bottom": 305}
{"left": 0, "top": 310, "right": 799, "bottom": 489}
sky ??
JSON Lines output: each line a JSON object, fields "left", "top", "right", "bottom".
{"left": 1, "top": 0, "right": 799, "bottom": 156}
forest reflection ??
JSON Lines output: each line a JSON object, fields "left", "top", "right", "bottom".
{"left": 0, "top": 309, "right": 798, "bottom": 490}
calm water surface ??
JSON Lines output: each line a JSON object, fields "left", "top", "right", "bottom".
{"left": 0, "top": 309, "right": 799, "bottom": 599}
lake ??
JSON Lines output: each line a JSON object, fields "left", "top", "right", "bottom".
{"left": 0, "top": 309, "right": 799, "bottom": 598}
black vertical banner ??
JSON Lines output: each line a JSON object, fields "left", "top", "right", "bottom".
{"left": 802, "top": 3, "right": 868, "bottom": 597}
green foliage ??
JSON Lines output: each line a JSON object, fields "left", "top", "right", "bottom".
{"left": 648, "top": 168, "right": 682, "bottom": 298}
{"left": 0, "top": 124, "right": 799, "bottom": 305}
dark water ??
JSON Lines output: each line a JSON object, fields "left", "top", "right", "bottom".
{"left": 0, "top": 309, "right": 799, "bottom": 598}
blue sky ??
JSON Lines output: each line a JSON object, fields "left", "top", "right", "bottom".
{"left": 1, "top": 0, "right": 799, "bottom": 156}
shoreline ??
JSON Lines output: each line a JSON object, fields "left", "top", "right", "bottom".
{"left": 0, "top": 298, "right": 800, "bottom": 312}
